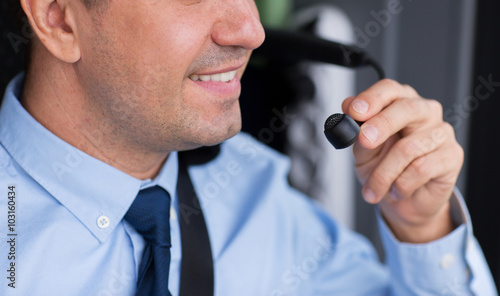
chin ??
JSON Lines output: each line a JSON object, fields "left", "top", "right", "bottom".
{"left": 203, "top": 106, "right": 242, "bottom": 143}
{"left": 205, "top": 123, "right": 241, "bottom": 146}
{"left": 181, "top": 119, "right": 241, "bottom": 150}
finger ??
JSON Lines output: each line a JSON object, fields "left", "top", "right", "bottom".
{"left": 361, "top": 123, "right": 454, "bottom": 203}
{"left": 357, "top": 97, "right": 443, "bottom": 150}
{"left": 341, "top": 96, "right": 356, "bottom": 114}
{"left": 390, "top": 138, "right": 463, "bottom": 202}
{"left": 353, "top": 134, "right": 398, "bottom": 173}
{"left": 346, "top": 79, "right": 420, "bottom": 122}
{"left": 352, "top": 97, "right": 441, "bottom": 166}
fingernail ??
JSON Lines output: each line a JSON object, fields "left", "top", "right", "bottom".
{"left": 352, "top": 99, "right": 369, "bottom": 114}
{"left": 364, "top": 188, "right": 376, "bottom": 203}
{"left": 361, "top": 125, "right": 379, "bottom": 143}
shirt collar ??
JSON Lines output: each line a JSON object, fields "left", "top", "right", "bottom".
{"left": 0, "top": 73, "right": 178, "bottom": 243}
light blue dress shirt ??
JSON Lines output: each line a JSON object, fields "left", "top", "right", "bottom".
{"left": 0, "top": 74, "right": 497, "bottom": 295}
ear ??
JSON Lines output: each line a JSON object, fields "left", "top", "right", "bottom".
{"left": 20, "top": 0, "right": 81, "bottom": 63}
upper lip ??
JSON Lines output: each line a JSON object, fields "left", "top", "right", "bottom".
{"left": 189, "top": 62, "right": 245, "bottom": 76}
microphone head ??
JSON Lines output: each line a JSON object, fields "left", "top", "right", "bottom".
{"left": 324, "top": 113, "right": 360, "bottom": 149}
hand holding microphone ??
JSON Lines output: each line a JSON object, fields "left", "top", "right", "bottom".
{"left": 343, "top": 79, "right": 463, "bottom": 243}
{"left": 256, "top": 27, "right": 464, "bottom": 243}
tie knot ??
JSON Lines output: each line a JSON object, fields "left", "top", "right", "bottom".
{"left": 125, "top": 186, "right": 172, "bottom": 247}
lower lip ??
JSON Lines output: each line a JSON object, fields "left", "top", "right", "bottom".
{"left": 189, "top": 74, "right": 241, "bottom": 97}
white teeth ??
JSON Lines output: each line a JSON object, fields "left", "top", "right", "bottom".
{"left": 223, "top": 71, "right": 237, "bottom": 82}
{"left": 199, "top": 75, "right": 211, "bottom": 82}
{"left": 220, "top": 72, "right": 231, "bottom": 82}
{"left": 189, "top": 70, "right": 237, "bottom": 83}
{"left": 211, "top": 73, "right": 222, "bottom": 82}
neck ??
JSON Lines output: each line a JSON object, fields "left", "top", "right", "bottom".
{"left": 20, "top": 47, "right": 168, "bottom": 180}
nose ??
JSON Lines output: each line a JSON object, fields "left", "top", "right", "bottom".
{"left": 212, "top": 0, "right": 266, "bottom": 50}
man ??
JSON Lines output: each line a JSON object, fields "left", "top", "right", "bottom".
{"left": 0, "top": 0, "right": 496, "bottom": 295}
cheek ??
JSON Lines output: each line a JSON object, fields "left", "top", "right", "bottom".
{"left": 135, "top": 12, "right": 209, "bottom": 75}
{"left": 138, "top": 25, "right": 212, "bottom": 108}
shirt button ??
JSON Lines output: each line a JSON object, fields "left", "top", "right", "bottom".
{"left": 97, "top": 215, "right": 111, "bottom": 229}
{"left": 440, "top": 254, "right": 455, "bottom": 269}
{"left": 170, "top": 207, "right": 177, "bottom": 221}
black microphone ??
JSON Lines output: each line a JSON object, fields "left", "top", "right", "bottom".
{"left": 323, "top": 58, "right": 384, "bottom": 149}
{"left": 324, "top": 113, "right": 360, "bottom": 150}
{"left": 254, "top": 27, "right": 385, "bottom": 150}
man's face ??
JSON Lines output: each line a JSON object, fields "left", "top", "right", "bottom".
{"left": 73, "top": 0, "right": 265, "bottom": 152}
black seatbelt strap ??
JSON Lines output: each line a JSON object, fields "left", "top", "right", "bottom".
{"left": 177, "top": 146, "right": 219, "bottom": 296}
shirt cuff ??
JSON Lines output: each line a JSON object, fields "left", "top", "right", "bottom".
{"left": 376, "top": 189, "right": 489, "bottom": 295}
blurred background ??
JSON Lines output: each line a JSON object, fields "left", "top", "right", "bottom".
{"left": 1, "top": 0, "right": 499, "bottom": 290}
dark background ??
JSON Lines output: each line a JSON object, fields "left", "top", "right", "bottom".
{"left": 466, "top": 0, "right": 500, "bottom": 288}
{"left": 1, "top": 0, "right": 499, "bottom": 289}
{"left": 0, "top": 0, "right": 26, "bottom": 93}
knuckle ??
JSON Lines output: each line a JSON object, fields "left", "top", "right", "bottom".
{"left": 441, "top": 121, "right": 455, "bottom": 138}
{"left": 380, "top": 78, "right": 401, "bottom": 89}
{"left": 394, "top": 177, "right": 413, "bottom": 196}
{"left": 441, "top": 144, "right": 463, "bottom": 173}
{"left": 401, "top": 97, "right": 421, "bottom": 114}
{"left": 431, "top": 122, "right": 454, "bottom": 144}
{"left": 441, "top": 144, "right": 464, "bottom": 173}
{"left": 370, "top": 169, "right": 393, "bottom": 190}
{"left": 440, "top": 121, "right": 454, "bottom": 134}
{"left": 454, "top": 143, "right": 465, "bottom": 164}
{"left": 401, "top": 84, "right": 419, "bottom": 97}
{"left": 420, "top": 138, "right": 437, "bottom": 154}
{"left": 396, "top": 138, "right": 420, "bottom": 161}
{"left": 375, "top": 111, "right": 394, "bottom": 132}
{"left": 409, "top": 157, "right": 430, "bottom": 177}
{"left": 427, "top": 99, "right": 443, "bottom": 118}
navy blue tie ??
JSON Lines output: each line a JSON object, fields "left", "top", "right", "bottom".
{"left": 125, "top": 186, "right": 172, "bottom": 296}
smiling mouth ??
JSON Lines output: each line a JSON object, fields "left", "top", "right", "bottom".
{"left": 189, "top": 70, "right": 237, "bottom": 83}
